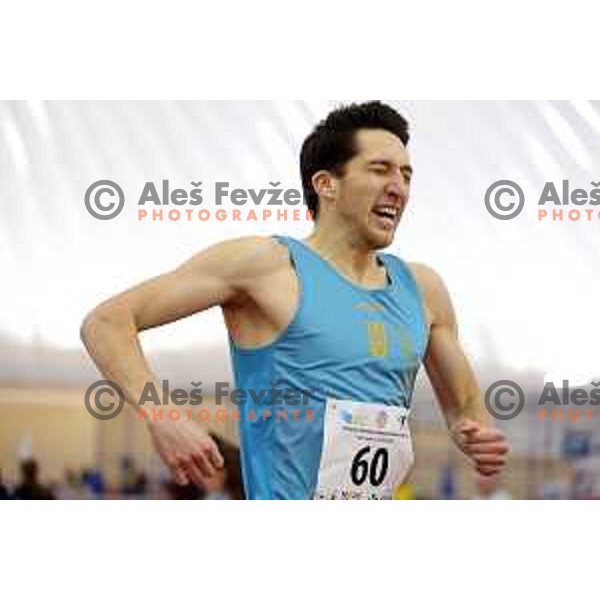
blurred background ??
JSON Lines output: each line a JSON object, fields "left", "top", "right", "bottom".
{"left": 1, "top": 100, "right": 600, "bottom": 499}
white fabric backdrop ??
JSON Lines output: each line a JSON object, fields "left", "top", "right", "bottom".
{"left": 1, "top": 100, "right": 599, "bottom": 393}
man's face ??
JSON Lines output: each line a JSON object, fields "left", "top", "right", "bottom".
{"left": 331, "top": 129, "right": 413, "bottom": 250}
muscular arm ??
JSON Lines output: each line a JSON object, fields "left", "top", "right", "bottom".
{"left": 411, "top": 264, "right": 490, "bottom": 428}
{"left": 80, "top": 236, "right": 280, "bottom": 485}
{"left": 410, "top": 263, "right": 507, "bottom": 477}
{"left": 81, "top": 236, "right": 278, "bottom": 398}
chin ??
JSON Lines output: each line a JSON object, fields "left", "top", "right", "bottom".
{"left": 366, "top": 229, "right": 396, "bottom": 250}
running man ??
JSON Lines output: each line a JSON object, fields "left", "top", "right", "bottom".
{"left": 81, "top": 101, "right": 508, "bottom": 499}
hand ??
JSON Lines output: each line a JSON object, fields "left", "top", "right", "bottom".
{"left": 450, "top": 419, "right": 508, "bottom": 477}
{"left": 147, "top": 419, "right": 224, "bottom": 487}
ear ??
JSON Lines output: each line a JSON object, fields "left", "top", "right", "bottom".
{"left": 311, "top": 170, "right": 337, "bottom": 200}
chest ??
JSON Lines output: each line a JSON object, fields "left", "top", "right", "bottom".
{"left": 227, "top": 258, "right": 429, "bottom": 363}
{"left": 289, "top": 288, "right": 427, "bottom": 366}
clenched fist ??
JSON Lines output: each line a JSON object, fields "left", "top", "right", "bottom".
{"left": 451, "top": 419, "right": 509, "bottom": 478}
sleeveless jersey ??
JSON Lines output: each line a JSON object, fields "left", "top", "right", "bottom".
{"left": 228, "top": 236, "right": 429, "bottom": 499}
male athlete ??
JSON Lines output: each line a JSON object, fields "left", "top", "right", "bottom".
{"left": 81, "top": 101, "right": 508, "bottom": 499}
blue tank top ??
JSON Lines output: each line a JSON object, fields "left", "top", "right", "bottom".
{"left": 229, "top": 236, "right": 429, "bottom": 499}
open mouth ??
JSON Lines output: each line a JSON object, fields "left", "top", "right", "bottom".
{"left": 371, "top": 206, "right": 399, "bottom": 227}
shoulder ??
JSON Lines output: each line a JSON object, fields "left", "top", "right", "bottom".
{"left": 186, "top": 235, "right": 290, "bottom": 279}
{"left": 406, "top": 262, "right": 455, "bottom": 326}
{"left": 169, "top": 236, "right": 292, "bottom": 300}
{"left": 202, "top": 235, "right": 284, "bottom": 257}
{"left": 406, "top": 262, "right": 447, "bottom": 295}
{"left": 231, "top": 236, "right": 292, "bottom": 275}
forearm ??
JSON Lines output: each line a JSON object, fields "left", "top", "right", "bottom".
{"left": 443, "top": 390, "right": 491, "bottom": 429}
{"left": 423, "top": 329, "right": 509, "bottom": 477}
{"left": 413, "top": 266, "right": 506, "bottom": 473}
{"left": 425, "top": 350, "right": 491, "bottom": 429}
{"left": 80, "top": 308, "right": 161, "bottom": 412}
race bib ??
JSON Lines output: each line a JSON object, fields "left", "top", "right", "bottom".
{"left": 314, "top": 399, "right": 413, "bottom": 500}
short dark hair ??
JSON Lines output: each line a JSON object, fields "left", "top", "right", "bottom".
{"left": 300, "top": 101, "right": 410, "bottom": 219}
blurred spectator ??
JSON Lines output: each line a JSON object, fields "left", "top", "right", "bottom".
{"left": 132, "top": 471, "right": 148, "bottom": 497}
{"left": 163, "top": 479, "right": 203, "bottom": 500}
{"left": 53, "top": 468, "right": 81, "bottom": 500}
{"left": 14, "top": 459, "right": 55, "bottom": 500}
{"left": 120, "top": 456, "right": 147, "bottom": 497}
{"left": 209, "top": 435, "right": 244, "bottom": 500}
{"left": 82, "top": 467, "right": 106, "bottom": 499}
{"left": 472, "top": 475, "right": 512, "bottom": 500}
{"left": 202, "top": 461, "right": 231, "bottom": 500}
{"left": 160, "top": 435, "right": 245, "bottom": 500}
{"left": 0, "top": 468, "right": 12, "bottom": 500}
{"left": 438, "top": 464, "right": 457, "bottom": 499}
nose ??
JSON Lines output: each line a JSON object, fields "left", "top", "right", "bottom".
{"left": 385, "top": 175, "right": 408, "bottom": 205}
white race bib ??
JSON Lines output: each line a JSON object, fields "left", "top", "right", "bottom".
{"left": 314, "top": 399, "right": 414, "bottom": 500}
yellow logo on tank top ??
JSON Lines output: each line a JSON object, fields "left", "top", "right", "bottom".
{"left": 364, "top": 321, "right": 389, "bottom": 357}
{"left": 359, "top": 321, "right": 416, "bottom": 359}
{"left": 354, "top": 302, "right": 385, "bottom": 312}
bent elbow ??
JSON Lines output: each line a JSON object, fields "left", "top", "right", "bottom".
{"left": 80, "top": 310, "right": 101, "bottom": 347}
{"left": 80, "top": 305, "right": 116, "bottom": 346}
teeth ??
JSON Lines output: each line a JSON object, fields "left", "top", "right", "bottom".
{"left": 375, "top": 208, "right": 397, "bottom": 219}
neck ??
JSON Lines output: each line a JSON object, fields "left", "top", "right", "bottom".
{"left": 304, "top": 223, "right": 381, "bottom": 284}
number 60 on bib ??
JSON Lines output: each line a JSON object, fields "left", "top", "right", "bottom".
{"left": 314, "top": 399, "right": 414, "bottom": 500}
